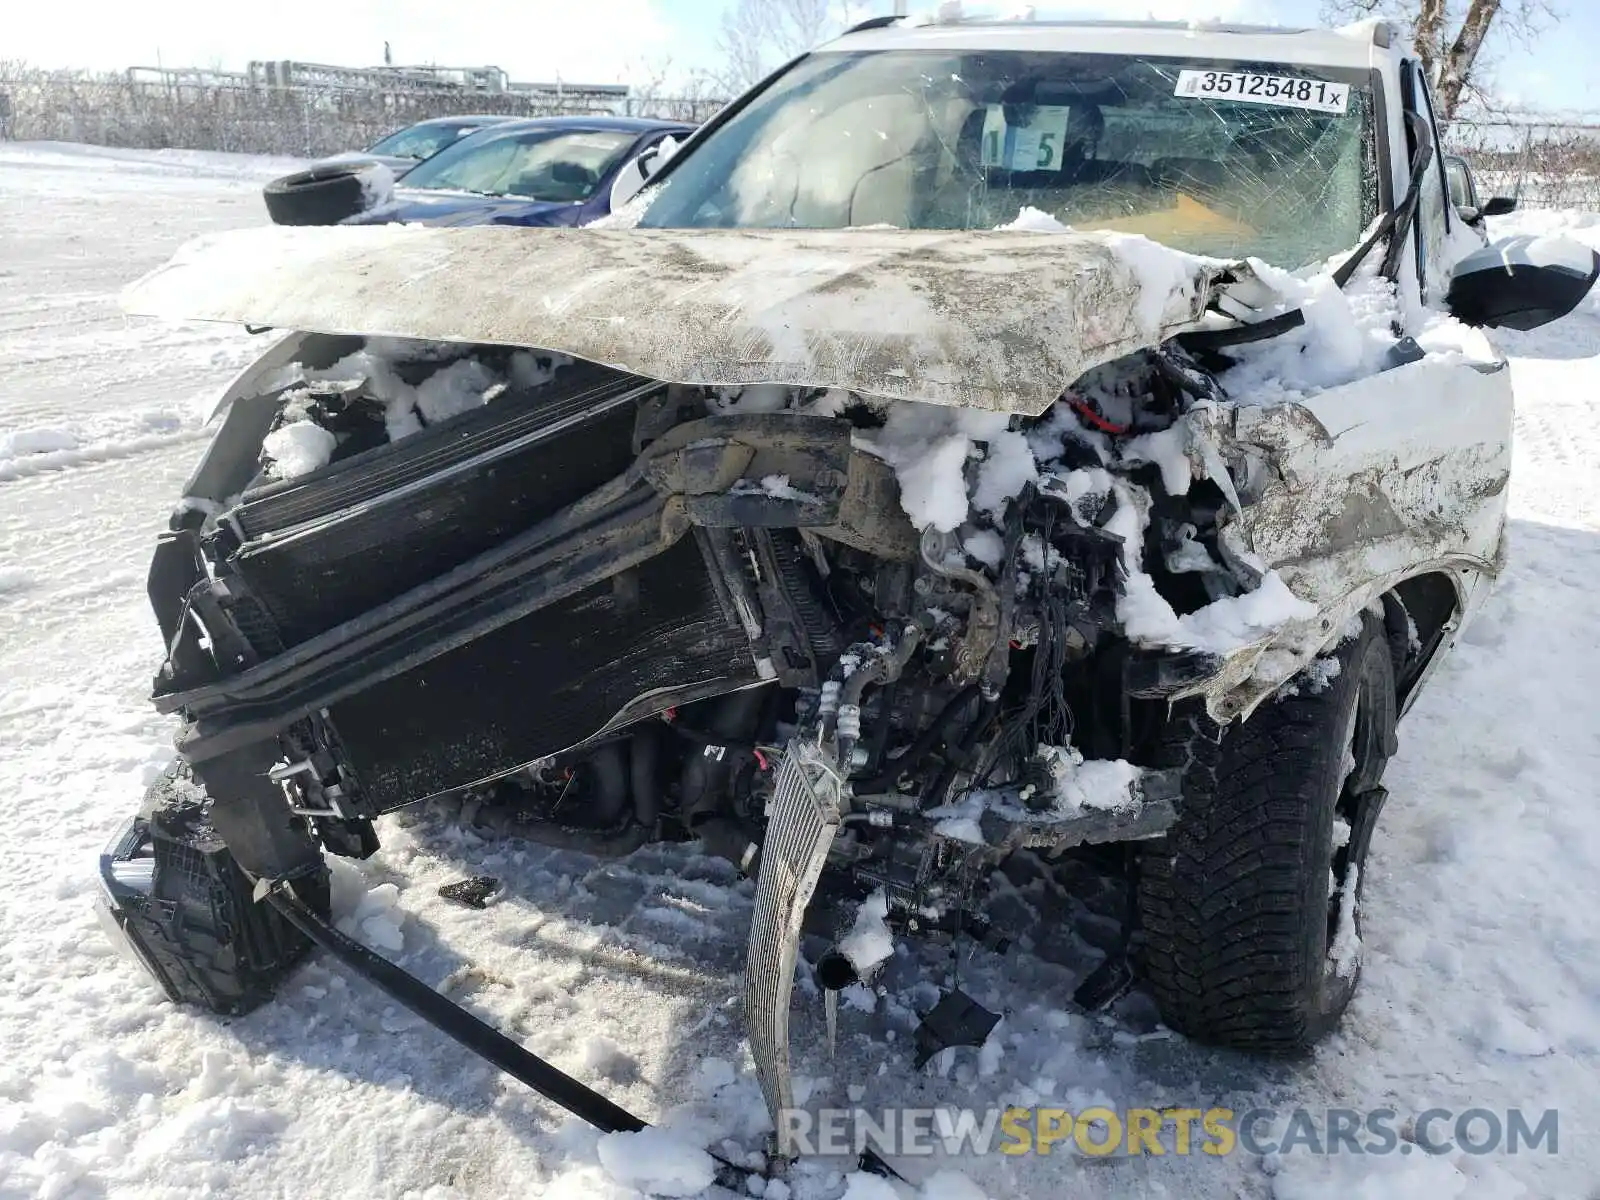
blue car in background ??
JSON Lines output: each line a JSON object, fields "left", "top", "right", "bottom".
{"left": 346, "top": 116, "right": 694, "bottom": 228}
{"left": 263, "top": 116, "right": 693, "bottom": 228}
{"left": 321, "top": 114, "right": 517, "bottom": 178}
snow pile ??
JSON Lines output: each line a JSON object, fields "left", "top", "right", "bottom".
{"left": 357, "top": 161, "right": 396, "bottom": 211}
{"left": 1121, "top": 566, "right": 1317, "bottom": 654}
{"left": 1328, "top": 863, "right": 1362, "bottom": 980}
{"left": 595, "top": 1126, "right": 716, "bottom": 1196}
{"left": 854, "top": 403, "right": 1032, "bottom": 532}
{"left": 1028, "top": 745, "right": 1141, "bottom": 817}
{"left": 838, "top": 890, "right": 895, "bottom": 975}
{"left": 258, "top": 340, "right": 571, "bottom": 478}
{"left": 260, "top": 420, "right": 336, "bottom": 479}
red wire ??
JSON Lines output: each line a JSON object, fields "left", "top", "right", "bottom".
{"left": 1068, "top": 397, "right": 1130, "bottom": 435}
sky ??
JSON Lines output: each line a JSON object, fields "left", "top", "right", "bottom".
{"left": 5, "top": 0, "right": 1594, "bottom": 112}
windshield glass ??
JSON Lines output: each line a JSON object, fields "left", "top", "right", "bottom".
{"left": 639, "top": 50, "right": 1377, "bottom": 268}
{"left": 367, "top": 121, "right": 488, "bottom": 160}
{"left": 401, "top": 128, "right": 637, "bottom": 200}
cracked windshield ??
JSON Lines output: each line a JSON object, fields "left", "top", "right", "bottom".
{"left": 641, "top": 50, "right": 1377, "bottom": 268}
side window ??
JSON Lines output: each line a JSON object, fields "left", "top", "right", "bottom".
{"left": 1444, "top": 156, "right": 1477, "bottom": 211}
{"left": 1408, "top": 63, "right": 1453, "bottom": 303}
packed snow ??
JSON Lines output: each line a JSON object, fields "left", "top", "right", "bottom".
{"left": 4, "top": 143, "right": 1600, "bottom": 1199}
{"left": 258, "top": 344, "right": 571, "bottom": 478}
{"left": 836, "top": 892, "right": 895, "bottom": 977}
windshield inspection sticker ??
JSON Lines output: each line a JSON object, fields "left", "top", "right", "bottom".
{"left": 980, "top": 104, "right": 1073, "bottom": 171}
{"left": 1174, "top": 70, "right": 1350, "bottom": 114}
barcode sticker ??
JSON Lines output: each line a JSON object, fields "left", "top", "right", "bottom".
{"left": 1174, "top": 70, "right": 1350, "bottom": 114}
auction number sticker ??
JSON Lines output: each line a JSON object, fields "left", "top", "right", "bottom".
{"left": 1174, "top": 70, "right": 1350, "bottom": 114}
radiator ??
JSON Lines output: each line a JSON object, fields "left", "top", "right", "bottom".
{"left": 744, "top": 740, "right": 842, "bottom": 1152}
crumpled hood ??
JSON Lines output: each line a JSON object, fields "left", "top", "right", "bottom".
{"left": 122, "top": 224, "right": 1240, "bottom": 415}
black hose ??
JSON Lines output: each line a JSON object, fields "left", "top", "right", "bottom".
{"left": 587, "top": 742, "right": 629, "bottom": 827}
{"left": 678, "top": 690, "right": 766, "bottom": 826}
{"left": 853, "top": 685, "right": 979, "bottom": 794}
{"left": 629, "top": 725, "right": 660, "bottom": 829}
{"left": 267, "top": 885, "right": 647, "bottom": 1135}
{"left": 929, "top": 696, "right": 1000, "bottom": 807}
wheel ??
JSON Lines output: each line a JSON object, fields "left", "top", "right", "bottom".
{"left": 262, "top": 162, "right": 385, "bottom": 226}
{"left": 1133, "top": 613, "right": 1397, "bottom": 1052}
{"left": 96, "top": 763, "right": 329, "bottom": 1016}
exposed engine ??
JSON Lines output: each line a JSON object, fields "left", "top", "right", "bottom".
{"left": 151, "top": 332, "right": 1243, "bottom": 975}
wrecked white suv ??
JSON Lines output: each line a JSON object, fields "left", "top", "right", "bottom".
{"left": 102, "top": 16, "right": 1596, "bottom": 1138}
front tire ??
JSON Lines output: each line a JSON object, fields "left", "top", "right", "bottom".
{"left": 1133, "top": 615, "right": 1396, "bottom": 1052}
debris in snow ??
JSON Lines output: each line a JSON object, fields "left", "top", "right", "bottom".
{"left": 1121, "top": 564, "right": 1316, "bottom": 656}
{"left": 260, "top": 420, "right": 335, "bottom": 479}
{"left": 838, "top": 890, "right": 895, "bottom": 975}
{"left": 841, "top": 982, "right": 878, "bottom": 1013}
{"left": 930, "top": 804, "right": 986, "bottom": 845}
{"left": 437, "top": 875, "right": 501, "bottom": 910}
{"left": 595, "top": 1127, "right": 716, "bottom": 1197}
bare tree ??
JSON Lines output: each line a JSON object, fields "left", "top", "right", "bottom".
{"left": 712, "top": 0, "right": 861, "bottom": 94}
{"left": 1322, "top": 0, "right": 1556, "bottom": 121}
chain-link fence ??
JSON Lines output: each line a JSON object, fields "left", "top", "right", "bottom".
{"left": 5, "top": 67, "right": 1600, "bottom": 212}
{"left": 1446, "top": 117, "right": 1600, "bottom": 210}
{"left": 0, "top": 69, "right": 726, "bottom": 157}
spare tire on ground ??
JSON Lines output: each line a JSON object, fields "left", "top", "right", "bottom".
{"left": 263, "top": 161, "right": 390, "bottom": 226}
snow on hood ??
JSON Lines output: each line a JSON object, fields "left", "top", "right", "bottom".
{"left": 120, "top": 223, "right": 1239, "bottom": 416}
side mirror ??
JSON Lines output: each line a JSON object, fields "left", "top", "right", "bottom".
{"left": 1481, "top": 195, "right": 1518, "bottom": 217}
{"left": 1447, "top": 234, "right": 1600, "bottom": 331}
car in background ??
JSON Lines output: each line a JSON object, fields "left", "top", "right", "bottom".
{"left": 262, "top": 116, "right": 691, "bottom": 228}
{"left": 337, "top": 115, "right": 517, "bottom": 176}
{"left": 342, "top": 116, "right": 694, "bottom": 228}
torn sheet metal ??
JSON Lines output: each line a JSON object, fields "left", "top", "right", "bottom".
{"left": 1170, "top": 353, "right": 1512, "bottom": 720}
{"left": 121, "top": 225, "right": 1234, "bottom": 417}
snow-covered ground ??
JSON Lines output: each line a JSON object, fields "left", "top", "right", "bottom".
{"left": 2, "top": 144, "right": 1599, "bottom": 1199}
